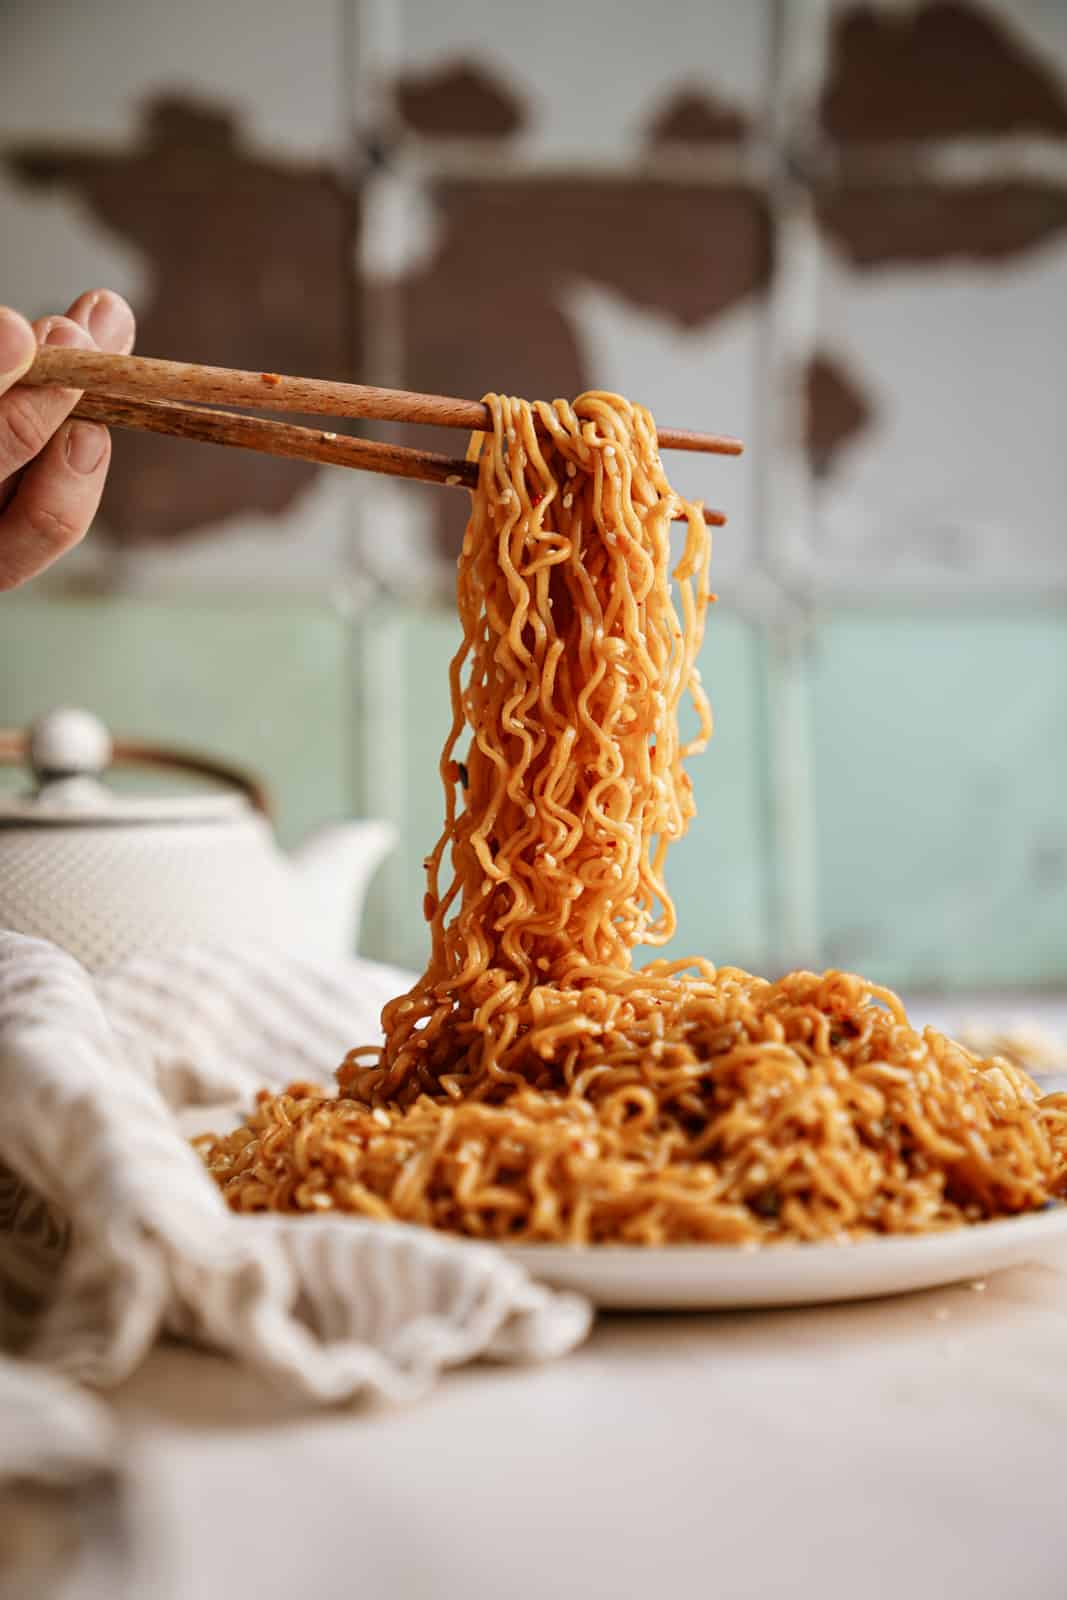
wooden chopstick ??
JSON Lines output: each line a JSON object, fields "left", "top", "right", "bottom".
{"left": 71, "top": 393, "right": 480, "bottom": 488}
{"left": 70, "top": 392, "right": 728, "bottom": 526}
{"left": 26, "top": 347, "right": 745, "bottom": 458}
{"left": 70, "top": 394, "right": 728, "bottom": 526}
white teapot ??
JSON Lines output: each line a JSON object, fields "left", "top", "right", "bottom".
{"left": 0, "top": 708, "right": 395, "bottom": 972}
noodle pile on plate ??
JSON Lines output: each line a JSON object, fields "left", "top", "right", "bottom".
{"left": 197, "top": 392, "right": 1067, "bottom": 1245}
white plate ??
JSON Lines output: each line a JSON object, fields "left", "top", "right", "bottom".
{"left": 502, "top": 1206, "right": 1067, "bottom": 1309}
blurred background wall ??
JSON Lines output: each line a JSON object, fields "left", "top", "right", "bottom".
{"left": 1, "top": 0, "right": 1066, "bottom": 990}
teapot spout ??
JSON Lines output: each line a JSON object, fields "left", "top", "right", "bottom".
{"left": 293, "top": 819, "right": 396, "bottom": 957}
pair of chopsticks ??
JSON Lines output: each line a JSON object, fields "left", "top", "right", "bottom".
{"left": 23, "top": 348, "right": 742, "bottom": 525}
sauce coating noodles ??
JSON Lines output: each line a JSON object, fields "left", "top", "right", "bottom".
{"left": 198, "top": 394, "right": 1067, "bottom": 1243}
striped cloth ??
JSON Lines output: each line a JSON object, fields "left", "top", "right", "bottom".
{"left": 0, "top": 932, "right": 591, "bottom": 1521}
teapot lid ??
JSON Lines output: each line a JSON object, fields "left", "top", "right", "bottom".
{"left": 0, "top": 709, "right": 265, "bottom": 827}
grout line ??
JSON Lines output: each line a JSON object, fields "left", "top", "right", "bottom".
{"left": 353, "top": 606, "right": 408, "bottom": 961}
{"left": 344, "top": 0, "right": 411, "bottom": 607}
{"left": 810, "top": 138, "right": 1067, "bottom": 185}
{"left": 771, "top": 586, "right": 1067, "bottom": 614}
{"left": 336, "top": 0, "right": 371, "bottom": 616}
{"left": 348, "top": 0, "right": 406, "bottom": 390}
{"left": 751, "top": 0, "right": 829, "bottom": 972}
{"left": 748, "top": 615, "right": 779, "bottom": 976}
{"left": 370, "top": 137, "right": 1067, "bottom": 190}
{"left": 383, "top": 142, "right": 773, "bottom": 185}
{"left": 764, "top": 615, "right": 820, "bottom": 970}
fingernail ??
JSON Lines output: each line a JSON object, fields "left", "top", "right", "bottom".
{"left": 41, "top": 318, "right": 92, "bottom": 349}
{"left": 65, "top": 421, "right": 108, "bottom": 475}
{"left": 0, "top": 308, "right": 34, "bottom": 377}
{"left": 88, "top": 291, "right": 135, "bottom": 354}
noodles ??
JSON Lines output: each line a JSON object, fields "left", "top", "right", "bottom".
{"left": 347, "top": 391, "right": 712, "bottom": 1107}
{"left": 198, "top": 392, "right": 1067, "bottom": 1244}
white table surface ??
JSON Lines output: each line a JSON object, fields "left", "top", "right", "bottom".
{"left": 108, "top": 1251, "right": 1067, "bottom": 1600}
{"left": 78, "top": 1000, "right": 1067, "bottom": 1599}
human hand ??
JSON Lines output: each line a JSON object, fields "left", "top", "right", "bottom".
{"left": 0, "top": 289, "right": 136, "bottom": 591}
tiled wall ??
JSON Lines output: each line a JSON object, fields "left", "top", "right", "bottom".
{"left": 2, "top": 1, "right": 1067, "bottom": 990}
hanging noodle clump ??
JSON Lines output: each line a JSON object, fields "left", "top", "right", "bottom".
{"left": 198, "top": 392, "right": 1067, "bottom": 1245}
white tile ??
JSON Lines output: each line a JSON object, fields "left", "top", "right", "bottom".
{"left": 100, "top": 470, "right": 364, "bottom": 598}
{"left": 11, "top": 447, "right": 367, "bottom": 600}
{"left": 388, "top": 0, "right": 771, "bottom": 158}
{"left": 0, "top": 169, "right": 146, "bottom": 322}
{"left": 564, "top": 280, "right": 762, "bottom": 582}
{"left": 1, "top": 0, "right": 346, "bottom": 157}
{"left": 350, "top": 473, "right": 443, "bottom": 604}
{"left": 1010, "top": 0, "right": 1067, "bottom": 87}
{"left": 809, "top": 235, "right": 1067, "bottom": 591}
{"left": 358, "top": 169, "right": 441, "bottom": 281}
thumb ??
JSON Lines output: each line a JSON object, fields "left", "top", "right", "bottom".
{"left": 0, "top": 308, "right": 37, "bottom": 396}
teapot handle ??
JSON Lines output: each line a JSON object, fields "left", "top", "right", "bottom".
{"left": 0, "top": 727, "right": 273, "bottom": 818}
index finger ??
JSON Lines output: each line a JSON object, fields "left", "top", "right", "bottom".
{"left": 0, "top": 308, "right": 37, "bottom": 398}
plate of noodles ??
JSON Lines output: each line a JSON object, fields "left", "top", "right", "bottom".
{"left": 196, "top": 390, "right": 1067, "bottom": 1310}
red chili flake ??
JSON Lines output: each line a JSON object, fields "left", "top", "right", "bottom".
{"left": 260, "top": 372, "right": 281, "bottom": 387}
{"left": 531, "top": 492, "right": 543, "bottom": 508}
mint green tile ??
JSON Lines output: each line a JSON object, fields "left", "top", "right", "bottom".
{"left": 659, "top": 610, "right": 770, "bottom": 972}
{"left": 356, "top": 603, "right": 771, "bottom": 976}
{"left": 0, "top": 597, "right": 350, "bottom": 849}
{"left": 354, "top": 608, "right": 461, "bottom": 973}
{"left": 811, "top": 612, "right": 1067, "bottom": 990}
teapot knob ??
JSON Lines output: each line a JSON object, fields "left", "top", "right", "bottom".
{"left": 29, "top": 708, "right": 113, "bottom": 781}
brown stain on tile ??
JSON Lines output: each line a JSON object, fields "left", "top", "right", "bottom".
{"left": 405, "top": 177, "right": 770, "bottom": 358}
{"left": 645, "top": 89, "right": 748, "bottom": 144}
{"left": 9, "top": 97, "right": 359, "bottom": 544}
{"left": 804, "top": 353, "right": 874, "bottom": 478}
{"left": 398, "top": 178, "right": 771, "bottom": 558}
{"left": 822, "top": 1, "right": 1067, "bottom": 141}
{"left": 818, "top": 180, "right": 1067, "bottom": 268}
{"left": 394, "top": 62, "right": 525, "bottom": 137}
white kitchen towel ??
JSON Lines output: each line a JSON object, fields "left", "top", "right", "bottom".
{"left": 0, "top": 931, "right": 591, "bottom": 1496}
